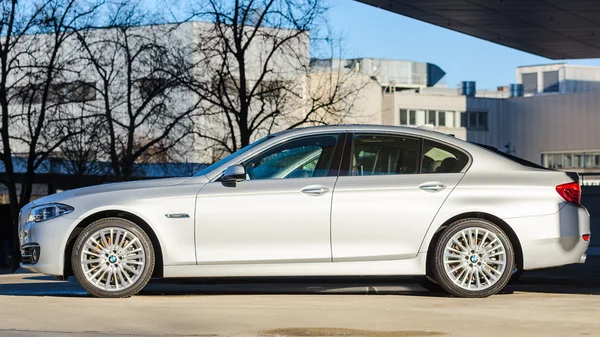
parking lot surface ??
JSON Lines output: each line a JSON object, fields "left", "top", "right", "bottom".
{"left": 1, "top": 257, "right": 599, "bottom": 337}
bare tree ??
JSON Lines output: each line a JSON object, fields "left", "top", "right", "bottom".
{"left": 185, "top": 0, "right": 367, "bottom": 158}
{"left": 75, "top": 0, "right": 200, "bottom": 180}
{"left": 0, "top": 0, "right": 100, "bottom": 270}
{"left": 59, "top": 108, "right": 107, "bottom": 177}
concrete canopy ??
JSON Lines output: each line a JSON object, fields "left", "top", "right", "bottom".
{"left": 356, "top": 0, "right": 600, "bottom": 59}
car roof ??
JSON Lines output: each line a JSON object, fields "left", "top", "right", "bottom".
{"left": 273, "top": 124, "right": 451, "bottom": 138}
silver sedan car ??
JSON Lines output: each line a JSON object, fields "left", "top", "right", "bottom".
{"left": 19, "top": 125, "right": 590, "bottom": 298}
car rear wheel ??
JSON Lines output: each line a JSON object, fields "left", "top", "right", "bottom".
{"left": 431, "top": 218, "right": 515, "bottom": 298}
{"left": 72, "top": 218, "right": 155, "bottom": 298}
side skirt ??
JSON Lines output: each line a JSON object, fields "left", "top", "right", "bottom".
{"left": 163, "top": 253, "right": 427, "bottom": 278}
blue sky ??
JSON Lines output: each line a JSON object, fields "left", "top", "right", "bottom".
{"left": 328, "top": 0, "right": 600, "bottom": 90}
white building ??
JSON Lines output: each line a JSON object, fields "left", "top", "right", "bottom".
{"left": 517, "top": 63, "right": 600, "bottom": 96}
{"left": 346, "top": 60, "right": 600, "bottom": 176}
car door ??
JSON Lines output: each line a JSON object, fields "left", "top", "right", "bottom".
{"left": 195, "top": 133, "right": 344, "bottom": 264}
{"left": 331, "top": 134, "right": 469, "bottom": 262}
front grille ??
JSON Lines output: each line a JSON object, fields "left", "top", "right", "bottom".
{"left": 21, "top": 243, "right": 40, "bottom": 264}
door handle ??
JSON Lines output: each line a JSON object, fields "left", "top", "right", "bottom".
{"left": 418, "top": 182, "right": 447, "bottom": 192}
{"left": 300, "top": 186, "right": 330, "bottom": 196}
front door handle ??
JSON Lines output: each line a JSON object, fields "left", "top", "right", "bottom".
{"left": 418, "top": 182, "right": 447, "bottom": 192}
{"left": 300, "top": 186, "right": 330, "bottom": 196}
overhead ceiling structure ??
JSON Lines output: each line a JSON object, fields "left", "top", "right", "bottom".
{"left": 356, "top": 0, "right": 600, "bottom": 59}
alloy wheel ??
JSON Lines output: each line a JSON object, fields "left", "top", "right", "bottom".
{"left": 80, "top": 227, "right": 146, "bottom": 292}
{"left": 442, "top": 227, "right": 507, "bottom": 291}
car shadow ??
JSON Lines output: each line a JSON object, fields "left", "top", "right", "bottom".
{"left": 0, "top": 275, "right": 441, "bottom": 297}
{"left": 1, "top": 256, "right": 598, "bottom": 297}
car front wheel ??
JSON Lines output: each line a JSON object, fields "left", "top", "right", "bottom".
{"left": 432, "top": 218, "right": 515, "bottom": 298}
{"left": 72, "top": 217, "right": 155, "bottom": 298}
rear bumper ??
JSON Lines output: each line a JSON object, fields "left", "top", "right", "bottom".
{"left": 506, "top": 204, "right": 590, "bottom": 270}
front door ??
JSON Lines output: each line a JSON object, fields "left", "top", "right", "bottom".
{"left": 331, "top": 134, "right": 468, "bottom": 261}
{"left": 195, "top": 133, "right": 343, "bottom": 264}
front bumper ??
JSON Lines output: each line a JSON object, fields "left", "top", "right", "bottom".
{"left": 19, "top": 215, "right": 75, "bottom": 276}
{"left": 506, "top": 204, "right": 590, "bottom": 270}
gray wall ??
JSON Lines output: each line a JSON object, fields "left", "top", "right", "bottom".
{"left": 465, "top": 97, "right": 508, "bottom": 150}
{"left": 466, "top": 92, "right": 600, "bottom": 164}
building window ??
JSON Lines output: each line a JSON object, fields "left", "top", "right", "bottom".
{"left": 10, "top": 81, "right": 96, "bottom": 104}
{"left": 58, "top": 81, "right": 96, "bottom": 102}
{"left": 400, "top": 109, "right": 407, "bottom": 125}
{"left": 138, "top": 77, "right": 168, "bottom": 100}
{"left": 460, "top": 112, "right": 466, "bottom": 127}
{"left": 438, "top": 111, "right": 446, "bottom": 127}
{"left": 522, "top": 73, "right": 537, "bottom": 95}
{"left": 464, "top": 111, "right": 488, "bottom": 130}
{"left": 446, "top": 111, "right": 454, "bottom": 127}
{"left": 542, "top": 151, "right": 600, "bottom": 169}
{"left": 257, "top": 80, "right": 284, "bottom": 100}
{"left": 543, "top": 71, "right": 559, "bottom": 93}
{"left": 427, "top": 110, "right": 436, "bottom": 125}
{"left": 399, "top": 109, "right": 416, "bottom": 126}
{"left": 401, "top": 109, "right": 459, "bottom": 128}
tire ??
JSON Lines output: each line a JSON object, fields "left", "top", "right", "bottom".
{"left": 431, "top": 218, "right": 515, "bottom": 298}
{"left": 509, "top": 267, "right": 524, "bottom": 284}
{"left": 417, "top": 276, "right": 445, "bottom": 293}
{"left": 72, "top": 217, "right": 155, "bottom": 298}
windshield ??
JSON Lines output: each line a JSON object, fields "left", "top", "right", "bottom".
{"left": 194, "top": 136, "right": 273, "bottom": 176}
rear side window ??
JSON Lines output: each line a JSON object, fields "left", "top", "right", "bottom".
{"left": 350, "top": 134, "right": 420, "bottom": 176}
{"left": 421, "top": 139, "right": 469, "bottom": 173}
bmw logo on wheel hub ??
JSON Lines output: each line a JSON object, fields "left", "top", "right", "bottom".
{"left": 470, "top": 255, "right": 478, "bottom": 263}
{"left": 109, "top": 255, "right": 117, "bottom": 264}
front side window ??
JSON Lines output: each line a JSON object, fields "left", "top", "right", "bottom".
{"left": 350, "top": 134, "right": 419, "bottom": 176}
{"left": 244, "top": 134, "right": 339, "bottom": 180}
{"left": 421, "top": 140, "right": 469, "bottom": 173}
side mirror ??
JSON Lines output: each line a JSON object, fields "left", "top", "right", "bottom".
{"left": 221, "top": 164, "right": 246, "bottom": 183}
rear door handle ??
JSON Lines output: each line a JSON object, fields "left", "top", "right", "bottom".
{"left": 300, "top": 186, "right": 330, "bottom": 196}
{"left": 418, "top": 182, "right": 447, "bottom": 192}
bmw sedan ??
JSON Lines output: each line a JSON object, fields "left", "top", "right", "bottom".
{"left": 19, "top": 125, "right": 590, "bottom": 298}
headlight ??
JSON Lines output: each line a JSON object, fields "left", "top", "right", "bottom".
{"left": 27, "top": 203, "right": 74, "bottom": 223}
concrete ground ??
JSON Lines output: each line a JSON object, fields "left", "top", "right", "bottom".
{"left": 0, "top": 258, "right": 599, "bottom": 337}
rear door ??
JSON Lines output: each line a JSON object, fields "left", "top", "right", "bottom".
{"left": 330, "top": 134, "right": 469, "bottom": 261}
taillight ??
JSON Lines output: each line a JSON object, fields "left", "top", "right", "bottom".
{"left": 556, "top": 182, "right": 581, "bottom": 205}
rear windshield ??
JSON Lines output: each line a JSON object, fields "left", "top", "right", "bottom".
{"left": 470, "top": 142, "right": 552, "bottom": 170}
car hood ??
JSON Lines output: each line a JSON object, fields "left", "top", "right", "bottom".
{"left": 32, "top": 177, "right": 191, "bottom": 205}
